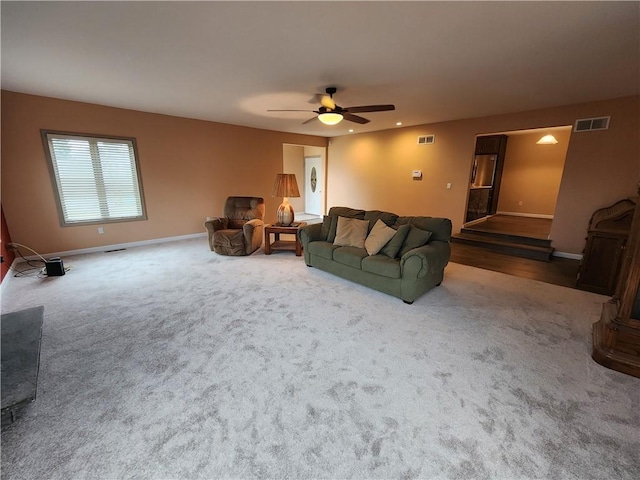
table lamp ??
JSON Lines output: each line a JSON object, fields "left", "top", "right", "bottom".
{"left": 271, "top": 173, "right": 300, "bottom": 226}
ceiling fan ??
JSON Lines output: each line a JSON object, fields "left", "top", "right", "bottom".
{"left": 267, "top": 87, "right": 395, "bottom": 126}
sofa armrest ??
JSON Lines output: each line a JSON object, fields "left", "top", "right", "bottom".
{"left": 204, "top": 217, "right": 228, "bottom": 252}
{"left": 243, "top": 219, "right": 265, "bottom": 253}
{"left": 400, "top": 241, "right": 451, "bottom": 278}
{"left": 204, "top": 217, "right": 227, "bottom": 233}
{"left": 243, "top": 218, "right": 264, "bottom": 236}
{"left": 298, "top": 223, "right": 324, "bottom": 247}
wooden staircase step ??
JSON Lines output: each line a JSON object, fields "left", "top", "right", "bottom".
{"left": 460, "top": 227, "right": 552, "bottom": 248}
{"left": 451, "top": 232, "right": 554, "bottom": 261}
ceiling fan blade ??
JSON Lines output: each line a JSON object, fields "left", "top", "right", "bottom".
{"left": 342, "top": 113, "right": 370, "bottom": 124}
{"left": 320, "top": 95, "right": 336, "bottom": 110}
{"left": 302, "top": 116, "right": 318, "bottom": 125}
{"left": 267, "top": 109, "right": 314, "bottom": 112}
{"left": 344, "top": 104, "right": 395, "bottom": 114}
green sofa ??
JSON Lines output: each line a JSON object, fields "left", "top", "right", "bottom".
{"left": 298, "top": 207, "right": 452, "bottom": 304}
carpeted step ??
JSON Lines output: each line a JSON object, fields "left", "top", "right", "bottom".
{"left": 451, "top": 232, "right": 554, "bottom": 261}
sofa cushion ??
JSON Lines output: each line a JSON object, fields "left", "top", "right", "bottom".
{"left": 327, "top": 207, "right": 366, "bottom": 241}
{"left": 333, "top": 217, "right": 369, "bottom": 248}
{"left": 308, "top": 241, "right": 340, "bottom": 260}
{"left": 327, "top": 206, "right": 366, "bottom": 219}
{"left": 361, "top": 255, "right": 402, "bottom": 279}
{"left": 364, "top": 210, "right": 399, "bottom": 232}
{"left": 320, "top": 215, "right": 332, "bottom": 239}
{"left": 365, "top": 219, "right": 398, "bottom": 255}
{"left": 381, "top": 224, "right": 411, "bottom": 259}
{"left": 399, "top": 226, "right": 433, "bottom": 257}
{"left": 333, "top": 246, "right": 369, "bottom": 269}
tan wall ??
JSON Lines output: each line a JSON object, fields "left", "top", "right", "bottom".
{"left": 497, "top": 129, "right": 571, "bottom": 216}
{"left": 282, "top": 144, "right": 305, "bottom": 214}
{"left": 4, "top": 91, "right": 637, "bottom": 256}
{"left": 1, "top": 91, "right": 326, "bottom": 254}
{"left": 327, "top": 96, "right": 639, "bottom": 254}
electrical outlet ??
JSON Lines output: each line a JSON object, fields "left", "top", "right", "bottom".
{"left": 98, "top": 227, "right": 104, "bottom": 234}
{"left": 518, "top": 201, "right": 523, "bottom": 206}
{"left": 446, "top": 183, "right": 452, "bottom": 189}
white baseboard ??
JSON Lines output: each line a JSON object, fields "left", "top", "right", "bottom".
{"left": 21, "top": 232, "right": 208, "bottom": 261}
{"left": 0, "top": 258, "right": 19, "bottom": 295}
{"left": 552, "top": 251, "right": 583, "bottom": 260}
{"left": 496, "top": 211, "right": 555, "bottom": 219}
{"left": 463, "top": 216, "right": 491, "bottom": 227}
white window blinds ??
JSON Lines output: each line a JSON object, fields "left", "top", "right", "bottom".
{"left": 43, "top": 132, "right": 146, "bottom": 225}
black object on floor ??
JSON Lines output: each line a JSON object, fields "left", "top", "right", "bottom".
{"left": 1, "top": 306, "right": 44, "bottom": 427}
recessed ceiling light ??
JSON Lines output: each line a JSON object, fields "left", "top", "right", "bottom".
{"left": 396, "top": 122, "right": 402, "bottom": 126}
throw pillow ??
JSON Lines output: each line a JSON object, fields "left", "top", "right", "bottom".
{"left": 333, "top": 216, "right": 370, "bottom": 248}
{"left": 381, "top": 224, "right": 411, "bottom": 258}
{"left": 399, "top": 225, "right": 433, "bottom": 257}
{"left": 364, "top": 219, "right": 398, "bottom": 255}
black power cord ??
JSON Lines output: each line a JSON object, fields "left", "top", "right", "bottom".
{"left": 6, "top": 242, "right": 69, "bottom": 277}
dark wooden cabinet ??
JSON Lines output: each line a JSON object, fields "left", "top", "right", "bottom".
{"left": 475, "top": 135, "right": 507, "bottom": 155}
{"left": 577, "top": 198, "right": 636, "bottom": 295}
{"left": 465, "top": 135, "right": 508, "bottom": 223}
{"left": 592, "top": 186, "right": 640, "bottom": 378}
{"left": 465, "top": 188, "right": 491, "bottom": 223}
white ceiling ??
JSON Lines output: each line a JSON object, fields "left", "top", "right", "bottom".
{"left": 2, "top": 1, "right": 638, "bottom": 138}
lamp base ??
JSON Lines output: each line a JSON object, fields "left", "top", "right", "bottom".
{"left": 277, "top": 200, "right": 295, "bottom": 226}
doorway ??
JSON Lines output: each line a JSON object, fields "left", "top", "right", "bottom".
{"left": 454, "top": 126, "right": 572, "bottom": 262}
{"left": 464, "top": 126, "right": 572, "bottom": 237}
{"left": 282, "top": 144, "right": 326, "bottom": 223}
{"left": 304, "top": 156, "right": 323, "bottom": 216}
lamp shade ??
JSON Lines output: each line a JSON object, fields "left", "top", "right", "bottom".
{"left": 271, "top": 174, "right": 300, "bottom": 226}
{"left": 271, "top": 173, "right": 300, "bottom": 198}
{"left": 537, "top": 134, "right": 558, "bottom": 145}
{"left": 318, "top": 112, "right": 343, "bottom": 125}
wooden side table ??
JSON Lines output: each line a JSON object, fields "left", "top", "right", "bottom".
{"left": 264, "top": 222, "right": 306, "bottom": 256}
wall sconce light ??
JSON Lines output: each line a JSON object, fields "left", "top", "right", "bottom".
{"left": 537, "top": 134, "right": 558, "bottom": 145}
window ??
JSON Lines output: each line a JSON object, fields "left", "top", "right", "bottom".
{"left": 42, "top": 131, "right": 146, "bottom": 226}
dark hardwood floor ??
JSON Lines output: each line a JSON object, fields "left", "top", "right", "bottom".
{"left": 450, "top": 243, "right": 580, "bottom": 289}
{"left": 451, "top": 214, "right": 580, "bottom": 289}
{"left": 464, "top": 214, "right": 552, "bottom": 239}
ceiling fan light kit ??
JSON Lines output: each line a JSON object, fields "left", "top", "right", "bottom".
{"left": 318, "top": 112, "right": 343, "bottom": 125}
{"left": 268, "top": 87, "right": 395, "bottom": 126}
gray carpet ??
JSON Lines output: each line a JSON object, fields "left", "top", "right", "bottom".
{"left": 1, "top": 238, "right": 638, "bottom": 479}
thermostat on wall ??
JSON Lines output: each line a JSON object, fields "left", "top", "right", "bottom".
{"left": 412, "top": 170, "right": 422, "bottom": 179}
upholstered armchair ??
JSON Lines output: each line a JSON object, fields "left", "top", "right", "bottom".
{"left": 204, "top": 196, "right": 265, "bottom": 255}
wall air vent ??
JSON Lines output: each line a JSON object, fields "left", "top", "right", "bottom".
{"left": 417, "top": 134, "right": 435, "bottom": 145}
{"left": 574, "top": 116, "right": 610, "bottom": 132}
